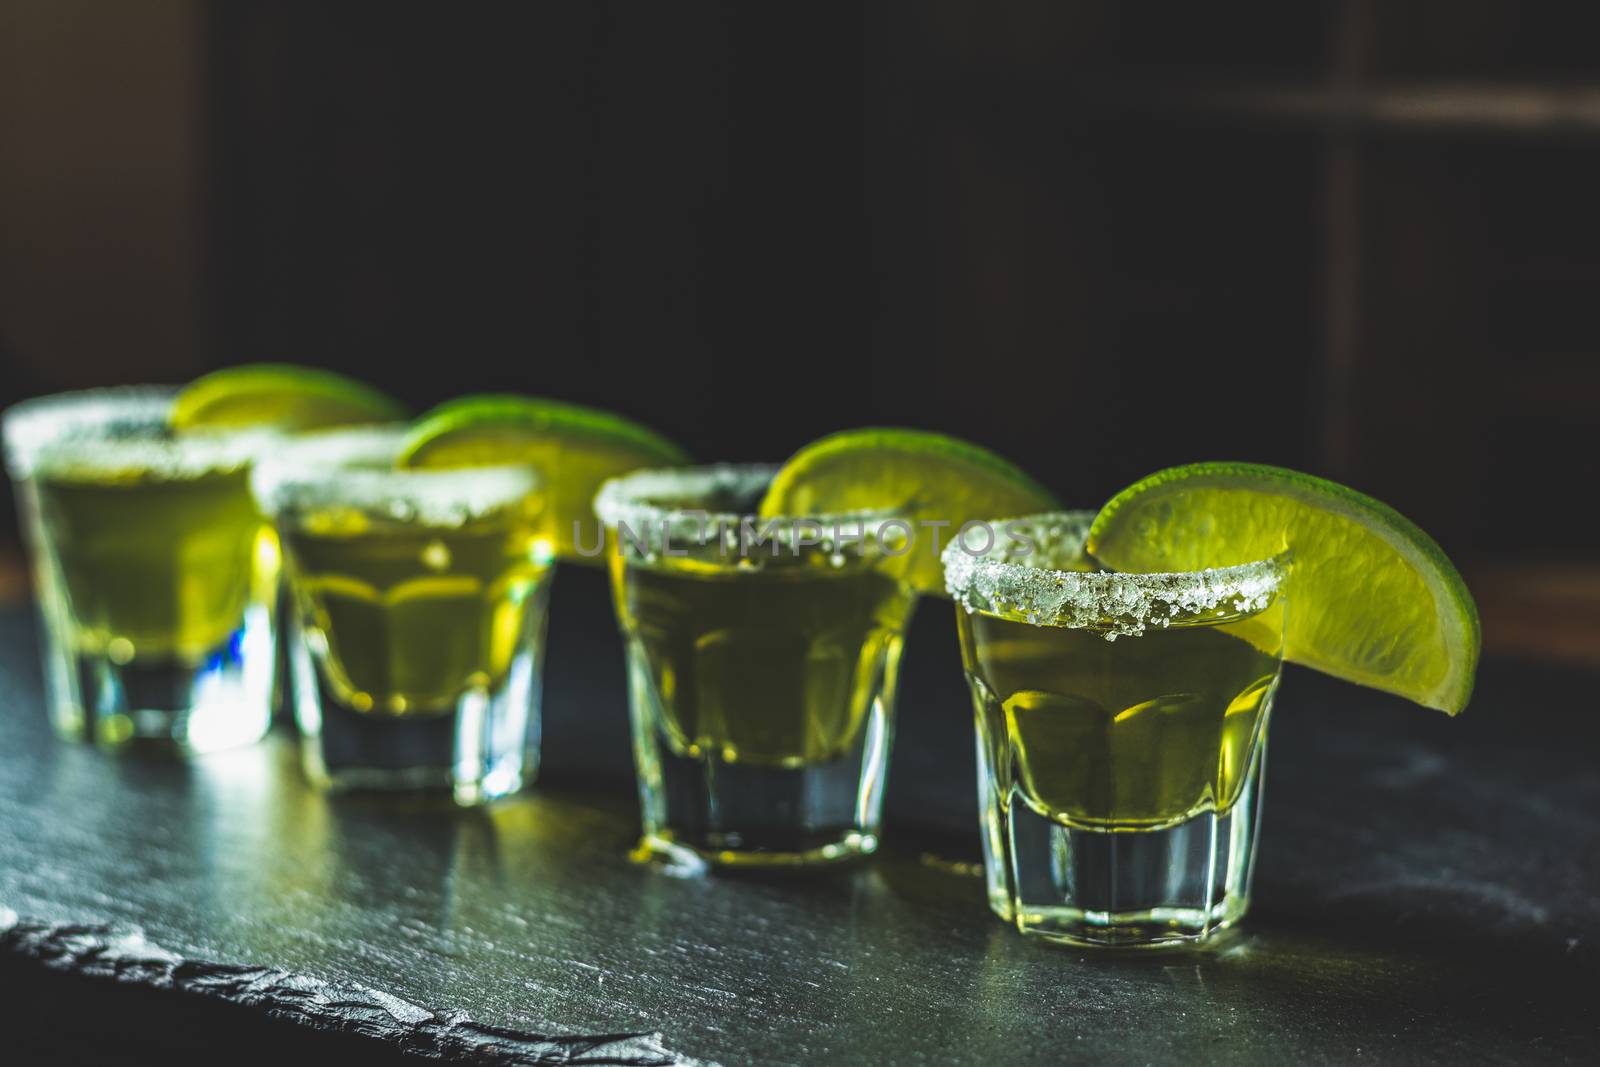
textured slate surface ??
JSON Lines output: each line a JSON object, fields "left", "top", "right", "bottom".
{"left": 1, "top": 566, "right": 1598, "bottom": 1065}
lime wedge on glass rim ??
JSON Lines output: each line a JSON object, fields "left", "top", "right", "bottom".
{"left": 1086, "top": 462, "right": 1481, "bottom": 714}
{"left": 171, "top": 363, "right": 407, "bottom": 431}
{"left": 758, "top": 428, "right": 1060, "bottom": 594}
{"left": 397, "top": 394, "right": 690, "bottom": 560}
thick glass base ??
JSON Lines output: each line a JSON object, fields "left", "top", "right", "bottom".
{"left": 625, "top": 639, "right": 893, "bottom": 872}
{"left": 991, "top": 743, "right": 1267, "bottom": 948}
{"left": 637, "top": 829, "right": 880, "bottom": 873}
{"left": 42, "top": 603, "right": 277, "bottom": 755}
{"left": 290, "top": 616, "right": 543, "bottom": 807}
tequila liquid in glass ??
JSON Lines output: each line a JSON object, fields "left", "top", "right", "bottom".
{"left": 5, "top": 389, "right": 279, "bottom": 752}
{"left": 959, "top": 600, "right": 1282, "bottom": 833}
{"left": 599, "top": 465, "right": 916, "bottom": 868}
{"left": 35, "top": 466, "right": 274, "bottom": 666}
{"left": 258, "top": 428, "right": 550, "bottom": 804}
{"left": 282, "top": 499, "right": 550, "bottom": 803}
{"left": 285, "top": 505, "right": 548, "bottom": 716}
{"left": 612, "top": 552, "right": 912, "bottom": 769}
{"left": 945, "top": 512, "right": 1285, "bottom": 945}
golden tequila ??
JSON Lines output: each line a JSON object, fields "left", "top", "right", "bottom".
{"left": 610, "top": 551, "right": 912, "bottom": 768}
{"left": 598, "top": 465, "right": 915, "bottom": 868}
{"left": 944, "top": 512, "right": 1286, "bottom": 946}
{"left": 283, "top": 504, "right": 548, "bottom": 716}
{"left": 35, "top": 466, "right": 274, "bottom": 664}
{"left": 255, "top": 428, "right": 549, "bottom": 803}
{"left": 3, "top": 388, "right": 279, "bottom": 751}
{"left": 960, "top": 599, "right": 1282, "bottom": 831}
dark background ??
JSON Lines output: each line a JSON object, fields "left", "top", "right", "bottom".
{"left": 3, "top": 0, "right": 1598, "bottom": 661}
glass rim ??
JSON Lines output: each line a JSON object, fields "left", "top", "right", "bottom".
{"left": 593, "top": 464, "right": 912, "bottom": 567}
{"left": 1, "top": 385, "right": 278, "bottom": 480}
{"left": 250, "top": 424, "right": 543, "bottom": 526}
{"left": 942, "top": 509, "right": 1288, "bottom": 636}
{"left": 594, "top": 462, "right": 906, "bottom": 529}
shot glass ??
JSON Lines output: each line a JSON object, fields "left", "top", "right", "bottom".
{"left": 943, "top": 512, "right": 1287, "bottom": 946}
{"left": 252, "top": 427, "right": 551, "bottom": 805}
{"left": 2, "top": 387, "right": 279, "bottom": 752}
{"left": 596, "top": 465, "right": 917, "bottom": 870}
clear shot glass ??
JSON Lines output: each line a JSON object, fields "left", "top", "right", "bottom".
{"left": 595, "top": 465, "right": 918, "bottom": 870}
{"left": 943, "top": 512, "right": 1287, "bottom": 946}
{"left": 252, "top": 427, "right": 551, "bottom": 805}
{"left": 2, "top": 387, "right": 279, "bottom": 753}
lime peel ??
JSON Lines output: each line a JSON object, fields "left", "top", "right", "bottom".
{"left": 396, "top": 393, "right": 690, "bottom": 563}
{"left": 172, "top": 363, "right": 406, "bottom": 431}
{"left": 759, "top": 428, "right": 1056, "bottom": 517}
{"left": 397, "top": 394, "right": 688, "bottom": 470}
{"left": 1086, "top": 461, "right": 1480, "bottom": 714}
{"left": 757, "top": 427, "right": 1060, "bottom": 595}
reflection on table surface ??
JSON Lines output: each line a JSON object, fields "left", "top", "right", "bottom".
{"left": 1, "top": 585, "right": 1598, "bottom": 1064}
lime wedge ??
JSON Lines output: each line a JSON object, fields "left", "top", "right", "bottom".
{"left": 759, "top": 428, "right": 1060, "bottom": 594}
{"left": 1086, "top": 462, "right": 1480, "bottom": 714}
{"left": 172, "top": 363, "right": 406, "bottom": 431}
{"left": 397, "top": 394, "right": 689, "bottom": 560}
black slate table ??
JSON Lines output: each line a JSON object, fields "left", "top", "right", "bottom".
{"left": 1, "top": 567, "right": 1597, "bottom": 1065}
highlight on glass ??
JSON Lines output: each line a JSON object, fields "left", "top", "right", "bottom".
{"left": 944, "top": 512, "right": 1287, "bottom": 947}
